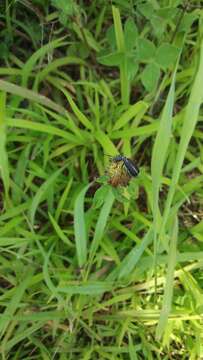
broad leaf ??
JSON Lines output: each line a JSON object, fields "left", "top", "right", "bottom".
{"left": 156, "top": 43, "right": 179, "bottom": 69}
{"left": 124, "top": 18, "right": 138, "bottom": 51}
{"left": 141, "top": 63, "right": 160, "bottom": 92}
{"left": 138, "top": 38, "right": 156, "bottom": 61}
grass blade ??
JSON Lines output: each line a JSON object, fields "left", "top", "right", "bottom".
{"left": 6, "top": 118, "right": 79, "bottom": 143}
{"left": 3, "top": 323, "right": 44, "bottom": 353}
{"left": 128, "top": 333, "right": 138, "bottom": 360}
{"left": 55, "top": 177, "right": 73, "bottom": 221}
{"left": 112, "top": 5, "right": 129, "bottom": 106}
{"left": 12, "top": 144, "right": 31, "bottom": 205}
{"left": 0, "top": 92, "right": 10, "bottom": 206}
{"left": 156, "top": 216, "right": 178, "bottom": 340}
{"left": 89, "top": 188, "right": 115, "bottom": 264}
{"left": 113, "top": 101, "right": 148, "bottom": 130}
{"left": 151, "top": 59, "right": 179, "bottom": 290}
{"left": 117, "top": 227, "right": 153, "bottom": 279}
{"left": 0, "top": 268, "right": 33, "bottom": 339}
{"left": 74, "top": 183, "right": 92, "bottom": 267}
{"left": 30, "top": 166, "right": 66, "bottom": 226}
{"left": 61, "top": 89, "right": 94, "bottom": 131}
{"left": 162, "top": 38, "right": 203, "bottom": 232}
{"left": 151, "top": 62, "right": 178, "bottom": 236}
{"left": 59, "top": 281, "right": 113, "bottom": 295}
{"left": 22, "top": 37, "right": 67, "bottom": 87}
{"left": 111, "top": 122, "right": 158, "bottom": 139}
{"left": 36, "top": 56, "right": 85, "bottom": 83}
{"left": 94, "top": 130, "right": 118, "bottom": 155}
{"left": 48, "top": 212, "right": 73, "bottom": 247}
{"left": 0, "top": 79, "right": 66, "bottom": 115}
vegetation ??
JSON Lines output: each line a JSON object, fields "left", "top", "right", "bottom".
{"left": 0, "top": 0, "right": 203, "bottom": 358}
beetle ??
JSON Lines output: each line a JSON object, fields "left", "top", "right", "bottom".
{"left": 112, "top": 155, "right": 139, "bottom": 177}
{"left": 107, "top": 155, "right": 139, "bottom": 187}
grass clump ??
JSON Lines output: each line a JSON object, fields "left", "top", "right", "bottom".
{"left": 0, "top": 1, "right": 203, "bottom": 359}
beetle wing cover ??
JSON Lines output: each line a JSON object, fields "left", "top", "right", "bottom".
{"left": 124, "top": 158, "right": 139, "bottom": 177}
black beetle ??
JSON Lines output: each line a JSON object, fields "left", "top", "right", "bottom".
{"left": 112, "top": 155, "right": 139, "bottom": 177}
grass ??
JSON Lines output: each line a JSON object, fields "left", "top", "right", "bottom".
{"left": 0, "top": 1, "right": 203, "bottom": 359}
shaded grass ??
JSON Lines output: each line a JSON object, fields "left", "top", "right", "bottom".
{"left": 0, "top": 92, "right": 10, "bottom": 207}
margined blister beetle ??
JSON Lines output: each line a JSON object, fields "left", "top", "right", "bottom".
{"left": 107, "top": 155, "right": 139, "bottom": 187}
{"left": 112, "top": 155, "right": 139, "bottom": 177}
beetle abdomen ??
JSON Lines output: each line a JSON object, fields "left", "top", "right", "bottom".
{"left": 123, "top": 158, "right": 139, "bottom": 177}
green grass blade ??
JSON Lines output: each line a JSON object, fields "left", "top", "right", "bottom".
{"left": 162, "top": 38, "right": 203, "bottom": 232}
{"left": 151, "top": 59, "right": 179, "bottom": 291}
{"left": 156, "top": 216, "right": 178, "bottom": 340}
{"left": 0, "top": 79, "right": 67, "bottom": 115}
{"left": 48, "top": 212, "right": 73, "bottom": 247}
{"left": 6, "top": 118, "right": 79, "bottom": 143}
{"left": 36, "top": 241, "right": 60, "bottom": 301}
{"left": 62, "top": 89, "right": 94, "bottom": 131}
{"left": 36, "top": 56, "right": 85, "bottom": 83}
{"left": 30, "top": 166, "right": 66, "bottom": 226}
{"left": 3, "top": 323, "right": 44, "bottom": 353}
{"left": 0, "top": 92, "right": 10, "bottom": 206}
{"left": 94, "top": 130, "right": 118, "bottom": 155}
{"left": 111, "top": 122, "right": 158, "bottom": 139}
{"left": 0, "top": 202, "right": 30, "bottom": 221}
{"left": 128, "top": 333, "right": 138, "bottom": 360}
{"left": 55, "top": 177, "right": 73, "bottom": 221}
{"left": 89, "top": 188, "right": 115, "bottom": 264}
{"left": 58, "top": 281, "right": 113, "bottom": 295}
{"left": 113, "top": 101, "right": 148, "bottom": 130}
{"left": 2, "top": 310, "right": 64, "bottom": 322}
{"left": 151, "top": 62, "right": 178, "bottom": 234}
{"left": 112, "top": 5, "right": 129, "bottom": 106}
{"left": 22, "top": 37, "right": 67, "bottom": 87}
{"left": 12, "top": 144, "right": 31, "bottom": 204}
{"left": 74, "top": 183, "right": 92, "bottom": 267}
{"left": 0, "top": 268, "right": 33, "bottom": 339}
{"left": 112, "top": 6, "right": 125, "bottom": 50}
{"left": 117, "top": 227, "right": 153, "bottom": 279}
